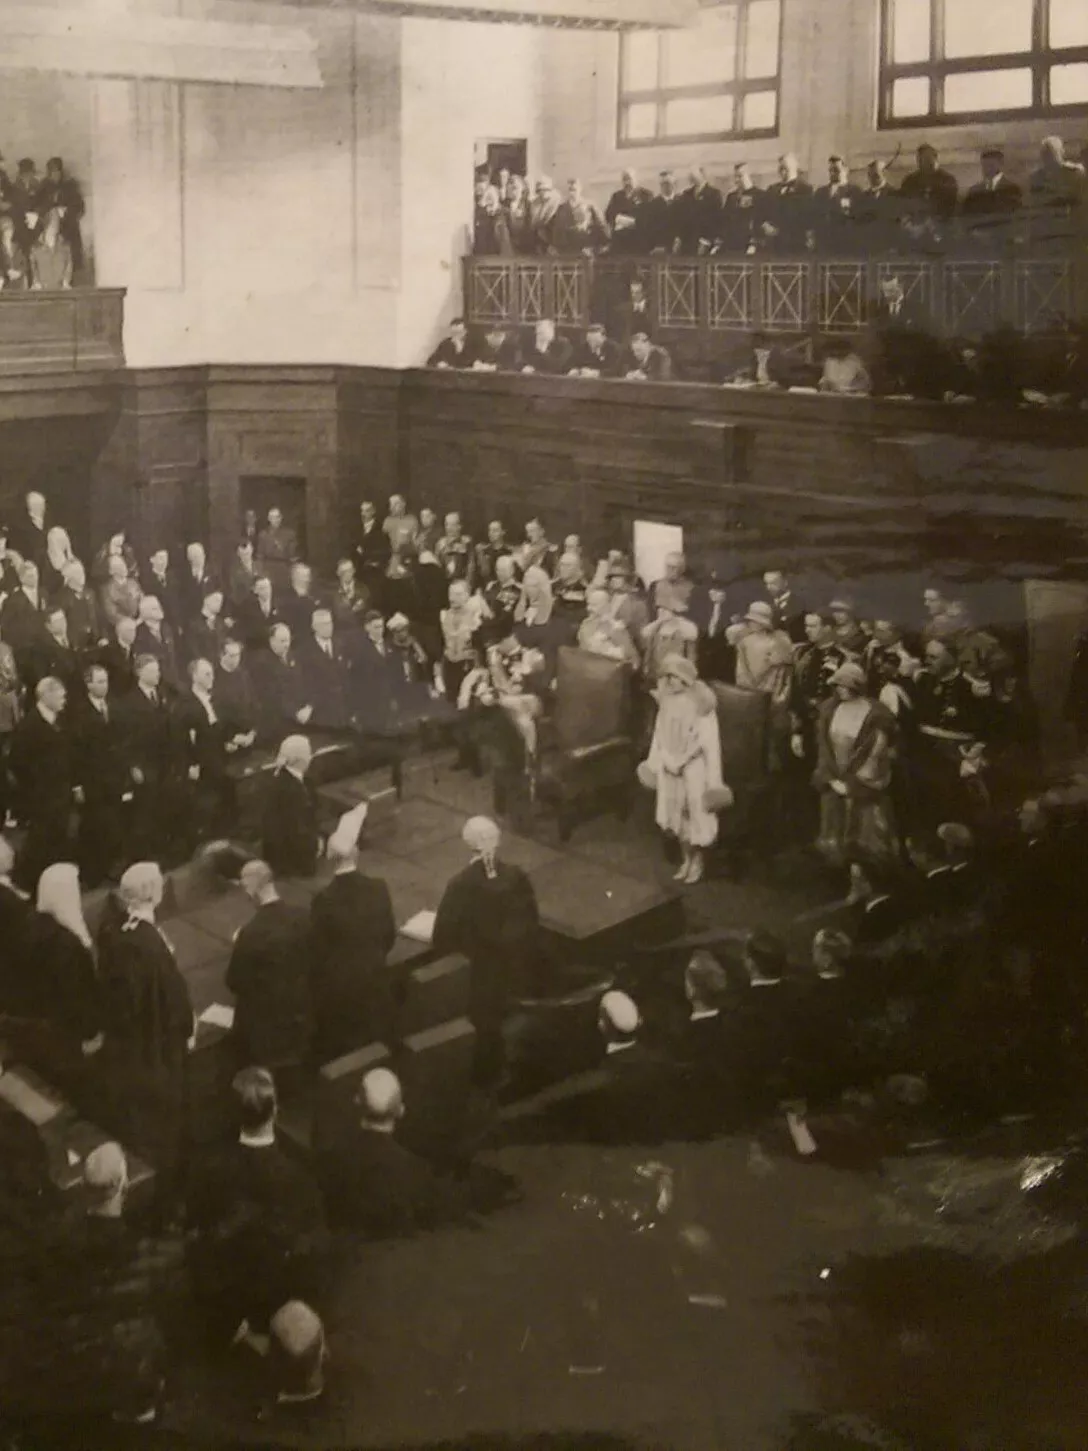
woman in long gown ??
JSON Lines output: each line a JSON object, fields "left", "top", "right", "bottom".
{"left": 638, "top": 654, "right": 730, "bottom": 885}
{"left": 812, "top": 661, "right": 898, "bottom": 869}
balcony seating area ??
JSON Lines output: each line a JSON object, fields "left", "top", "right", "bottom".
{"left": 0, "top": 288, "right": 125, "bottom": 375}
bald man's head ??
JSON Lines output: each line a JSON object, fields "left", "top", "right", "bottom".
{"left": 357, "top": 1067, "right": 404, "bottom": 1129}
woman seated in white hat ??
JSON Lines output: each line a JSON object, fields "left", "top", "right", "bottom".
{"left": 638, "top": 654, "right": 731, "bottom": 885}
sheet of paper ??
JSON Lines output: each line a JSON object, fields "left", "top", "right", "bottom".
{"left": 0, "top": 1071, "right": 63, "bottom": 1127}
{"left": 199, "top": 1002, "right": 235, "bottom": 1030}
{"left": 399, "top": 909, "right": 436, "bottom": 944}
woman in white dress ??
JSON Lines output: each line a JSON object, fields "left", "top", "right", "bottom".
{"left": 638, "top": 654, "right": 730, "bottom": 885}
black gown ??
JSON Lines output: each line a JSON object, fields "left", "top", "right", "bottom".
{"left": 309, "top": 870, "right": 398, "bottom": 1061}
{"left": 260, "top": 767, "right": 322, "bottom": 878}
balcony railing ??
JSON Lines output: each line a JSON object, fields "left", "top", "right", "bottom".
{"left": 463, "top": 255, "right": 1084, "bottom": 339}
{"left": 0, "top": 288, "right": 126, "bottom": 375}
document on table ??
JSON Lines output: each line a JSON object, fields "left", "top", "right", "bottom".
{"left": 199, "top": 1003, "right": 235, "bottom": 1030}
{"left": 399, "top": 909, "right": 436, "bottom": 945}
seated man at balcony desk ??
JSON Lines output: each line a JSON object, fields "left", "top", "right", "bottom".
{"left": 721, "top": 331, "right": 801, "bottom": 388}
{"left": 818, "top": 337, "right": 871, "bottom": 396}
{"left": 761, "top": 153, "right": 814, "bottom": 254}
{"left": 864, "top": 275, "right": 944, "bottom": 398}
{"left": 552, "top": 177, "right": 609, "bottom": 256}
{"left": 472, "top": 322, "right": 521, "bottom": 372}
{"left": 645, "top": 170, "right": 684, "bottom": 255}
{"left": 898, "top": 143, "right": 959, "bottom": 251}
{"left": 720, "top": 162, "right": 765, "bottom": 255}
{"left": 568, "top": 322, "right": 622, "bottom": 380}
{"left": 623, "top": 330, "right": 673, "bottom": 383}
{"left": 520, "top": 318, "right": 573, "bottom": 376}
{"left": 961, "top": 147, "right": 1022, "bottom": 250}
{"left": 813, "top": 155, "right": 865, "bottom": 254}
{"left": 605, "top": 168, "right": 653, "bottom": 255}
{"left": 427, "top": 317, "right": 475, "bottom": 370}
{"left": 678, "top": 167, "right": 724, "bottom": 256}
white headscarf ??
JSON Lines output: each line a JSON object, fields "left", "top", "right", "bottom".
{"left": 37, "top": 862, "right": 92, "bottom": 948}
{"left": 463, "top": 815, "right": 501, "bottom": 880}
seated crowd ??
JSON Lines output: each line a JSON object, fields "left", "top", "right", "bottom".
{"left": 0, "top": 483, "right": 1070, "bottom": 1430}
{"left": 474, "top": 137, "right": 1086, "bottom": 260}
{"left": 0, "top": 151, "right": 86, "bottom": 290}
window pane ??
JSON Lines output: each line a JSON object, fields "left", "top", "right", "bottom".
{"left": 663, "top": 6, "right": 738, "bottom": 87}
{"left": 744, "top": 0, "right": 781, "bottom": 78}
{"left": 1051, "top": 61, "right": 1088, "bottom": 104}
{"left": 621, "top": 101, "right": 659, "bottom": 141}
{"left": 944, "top": 66, "right": 1033, "bottom": 110}
{"left": 741, "top": 88, "right": 778, "bottom": 129}
{"left": 621, "top": 31, "right": 660, "bottom": 93}
{"left": 945, "top": 0, "right": 1031, "bottom": 58}
{"left": 1050, "top": 1, "right": 1088, "bottom": 50}
{"left": 663, "top": 93, "right": 736, "bottom": 136}
{"left": 892, "top": 0, "right": 931, "bottom": 63}
{"left": 891, "top": 75, "right": 931, "bottom": 115}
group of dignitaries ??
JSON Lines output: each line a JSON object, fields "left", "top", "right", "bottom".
{"left": 474, "top": 138, "right": 1086, "bottom": 261}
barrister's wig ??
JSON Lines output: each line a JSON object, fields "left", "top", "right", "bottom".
{"left": 118, "top": 861, "right": 163, "bottom": 908}
{"left": 463, "top": 815, "right": 501, "bottom": 878}
{"left": 275, "top": 734, "right": 312, "bottom": 772}
{"left": 600, "top": 990, "right": 641, "bottom": 1036}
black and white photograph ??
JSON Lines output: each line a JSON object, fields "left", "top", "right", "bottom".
{"left": 1, "top": 0, "right": 1087, "bottom": 1446}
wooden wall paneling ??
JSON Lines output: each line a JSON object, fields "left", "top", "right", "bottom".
{"left": 336, "top": 370, "right": 404, "bottom": 552}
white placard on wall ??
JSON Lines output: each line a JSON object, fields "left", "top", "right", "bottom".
{"left": 634, "top": 519, "right": 684, "bottom": 588}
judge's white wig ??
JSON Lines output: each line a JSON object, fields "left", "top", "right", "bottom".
{"left": 463, "top": 815, "right": 501, "bottom": 878}
{"left": 118, "top": 861, "right": 164, "bottom": 908}
{"left": 600, "top": 989, "right": 641, "bottom": 1036}
{"left": 276, "top": 734, "right": 313, "bottom": 771}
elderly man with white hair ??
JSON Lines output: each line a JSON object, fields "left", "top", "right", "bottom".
{"left": 96, "top": 862, "right": 194, "bottom": 1191}
{"left": 433, "top": 816, "right": 541, "bottom": 1086}
{"left": 260, "top": 733, "right": 322, "bottom": 879}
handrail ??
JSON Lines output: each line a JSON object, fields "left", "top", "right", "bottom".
{"left": 463, "top": 254, "right": 1085, "bottom": 338}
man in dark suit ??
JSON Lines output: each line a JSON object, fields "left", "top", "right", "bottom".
{"left": 623, "top": 330, "right": 673, "bottom": 382}
{"left": 720, "top": 162, "right": 766, "bottom": 254}
{"left": 143, "top": 548, "right": 180, "bottom": 630}
{"left": 471, "top": 323, "right": 522, "bottom": 372}
{"left": 277, "top": 564, "right": 324, "bottom": 642}
{"left": 761, "top": 569, "right": 807, "bottom": 644}
{"left": 186, "top": 1067, "right": 326, "bottom": 1346}
{"left": 898, "top": 143, "right": 959, "bottom": 249}
{"left": 813, "top": 154, "right": 865, "bottom": 253}
{"left": 567, "top": 322, "right": 623, "bottom": 379}
{"left": 39, "top": 157, "right": 85, "bottom": 273}
{"left": 319, "top": 1067, "right": 470, "bottom": 1236}
{"left": 300, "top": 608, "right": 353, "bottom": 732}
{"left": 610, "top": 275, "right": 654, "bottom": 346}
{"left": 135, "top": 594, "right": 183, "bottom": 695}
{"left": 961, "top": 147, "right": 1022, "bottom": 250}
{"left": 678, "top": 167, "right": 724, "bottom": 255}
{"left": 213, "top": 637, "right": 260, "bottom": 747}
{"left": 99, "top": 616, "right": 140, "bottom": 699}
{"left": 520, "top": 318, "right": 573, "bottom": 376}
{"left": 645, "top": 170, "right": 683, "bottom": 254}
{"left": 55, "top": 558, "right": 102, "bottom": 653}
{"left": 351, "top": 612, "right": 411, "bottom": 797}
{"left": 328, "top": 558, "right": 370, "bottom": 634}
{"left": 0, "top": 835, "right": 33, "bottom": 1016}
{"left": 261, "top": 734, "right": 322, "bottom": 879}
{"left": 857, "top": 160, "right": 901, "bottom": 252}
{"left": 8, "top": 490, "right": 48, "bottom": 571}
{"left": 174, "top": 657, "right": 236, "bottom": 841}
{"left": 8, "top": 675, "right": 77, "bottom": 889}
{"left": 253, "top": 623, "right": 314, "bottom": 741}
{"left": 721, "top": 331, "right": 800, "bottom": 387}
{"left": 226, "top": 861, "right": 312, "bottom": 1090}
{"left": 309, "top": 804, "right": 397, "bottom": 1062}
{"left": 118, "top": 654, "right": 179, "bottom": 861}
{"left": 353, "top": 500, "right": 388, "bottom": 608}
{"left": 0, "top": 560, "right": 50, "bottom": 672}
{"left": 427, "top": 317, "right": 475, "bottom": 370}
{"left": 177, "top": 541, "right": 219, "bottom": 629}
{"left": 185, "top": 587, "right": 229, "bottom": 670}
{"left": 71, "top": 663, "right": 129, "bottom": 887}
{"left": 605, "top": 168, "right": 653, "bottom": 254}
{"left": 236, "top": 575, "right": 281, "bottom": 654}
{"left": 27, "top": 606, "right": 81, "bottom": 692}
{"left": 762, "top": 153, "right": 814, "bottom": 253}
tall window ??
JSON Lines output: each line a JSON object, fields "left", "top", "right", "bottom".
{"left": 880, "top": 0, "right": 1088, "bottom": 125}
{"left": 617, "top": 1, "right": 782, "bottom": 148}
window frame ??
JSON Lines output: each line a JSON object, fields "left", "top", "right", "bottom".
{"left": 616, "top": 0, "right": 784, "bottom": 150}
{"left": 879, "top": 0, "right": 1088, "bottom": 128}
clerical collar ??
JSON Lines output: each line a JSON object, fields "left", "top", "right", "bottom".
{"left": 690, "top": 1006, "right": 719, "bottom": 1022}
{"left": 240, "top": 1126, "right": 276, "bottom": 1148}
{"left": 606, "top": 1038, "right": 636, "bottom": 1055}
{"left": 333, "top": 862, "right": 356, "bottom": 877}
{"left": 124, "top": 903, "right": 157, "bottom": 926}
{"left": 37, "top": 703, "right": 58, "bottom": 725}
{"left": 748, "top": 973, "right": 780, "bottom": 987}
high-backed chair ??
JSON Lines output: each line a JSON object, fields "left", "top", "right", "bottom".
{"left": 534, "top": 646, "right": 638, "bottom": 841}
